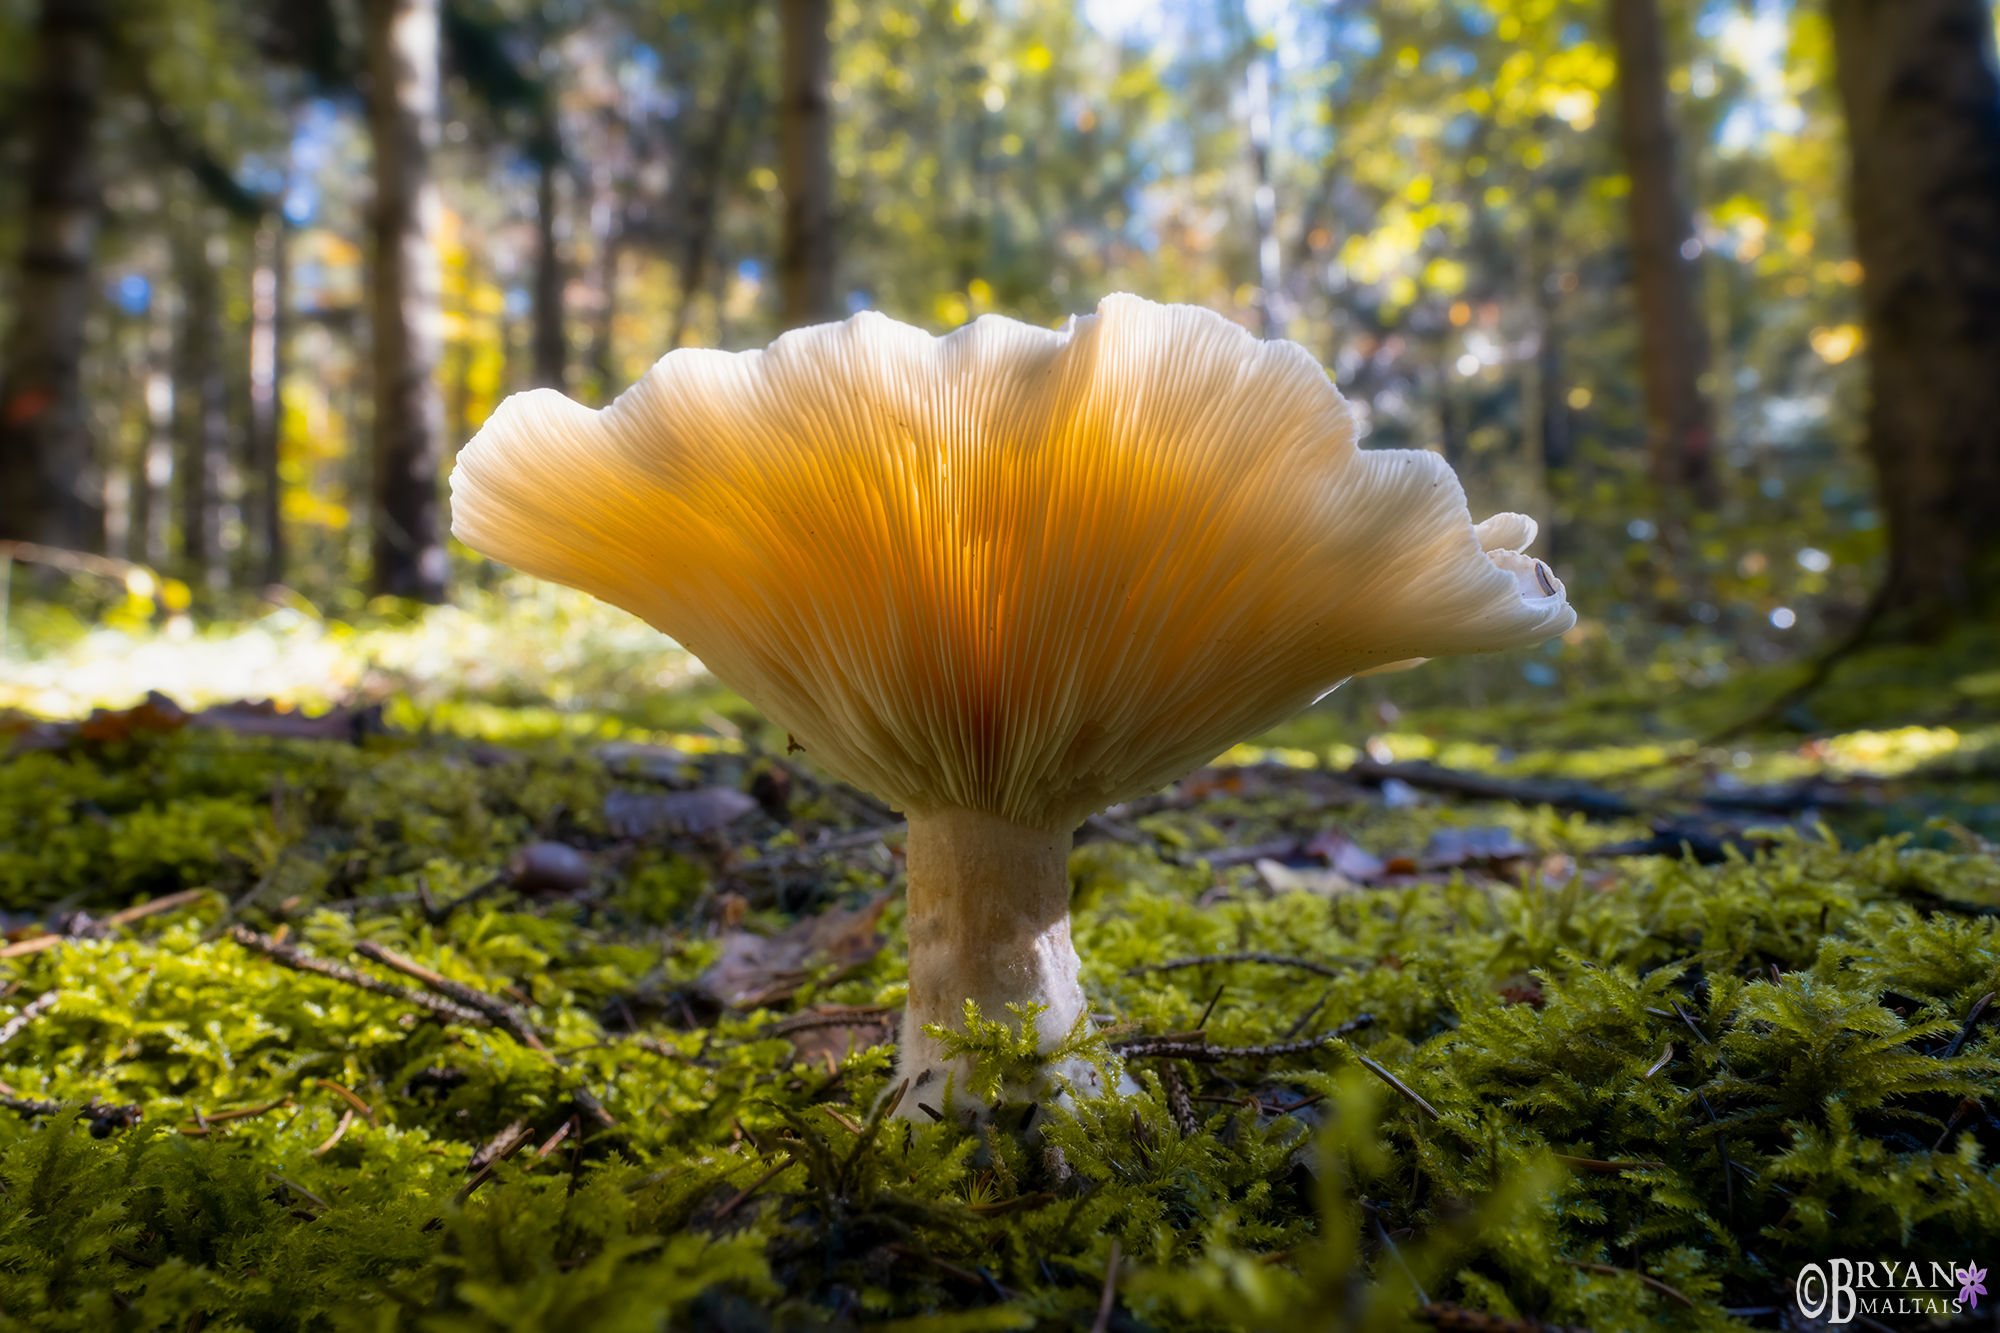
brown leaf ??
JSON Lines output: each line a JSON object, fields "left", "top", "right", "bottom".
{"left": 697, "top": 895, "right": 890, "bottom": 1009}
{"left": 76, "top": 691, "right": 189, "bottom": 742}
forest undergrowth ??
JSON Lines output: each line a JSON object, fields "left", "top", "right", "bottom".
{"left": 2, "top": 682, "right": 2000, "bottom": 1332}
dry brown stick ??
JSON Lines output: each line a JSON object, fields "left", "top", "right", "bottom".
{"left": 1158, "top": 1060, "right": 1197, "bottom": 1138}
{"left": 227, "top": 927, "right": 487, "bottom": 1026}
{"left": 0, "top": 936, "right": 63, "bottom": 960}
{"left": 1415, "top": 1303, "right": 1592, "bottom": 1333}
{"left": 351, "top": 940, "right": 547, "bottom": 1050}
{"left": 453, "top": 1124, "right": 537, "bottom": 1206}
{"left": 1, "top": 1092, "right": 143, "bottom": 1132}
{"left": 1092, "top": 1238, "right": 1121, "bottom": 1333}
{"left": 310, "top": 1109, "right": 355, "bottom": 1157}
{"left": 0, "top": 991, "right": 59, "bottom": 1046}
{"left": 712, "top": 1155, "right": 800, "bottom": 1221}
{"left": 180, "top": 1098, "right": 293, "bottom": 1133}
{"left": 1942, "top": 991, "right": 1995, "bottom": 1060}
{"left": 1558, "top": 1259, "right": 1693, "bottom": 1308}
{"left": 315, "top": 1079, "right": 376, "bottom": 1124}
{"left": 265, "top": 1172, "right": 330, "bottom": 1211}
{"left": 1553, "top": 1156, "right": 1668, "bottom": 1173}
{"left": 1124, "top": 952, "right": 1344, "bottom": 980}
{"left": 1112, "top": 1015, "right": 1375, "bottom": 1064}
{"left": 767, "top": 1005, "right": 897, "bottom": 1036}
{"left": 882, "top": 1242, "right": 1014, "bottom": 1296}
{"left": 1349, "top": 758, "right": 1634, "bottom": 816}
{"left": 1352, "top": 1054, "right": 1442, "bottom": 1119}
{"left": 106, "top": 888, "right": 217, "bottom": 926}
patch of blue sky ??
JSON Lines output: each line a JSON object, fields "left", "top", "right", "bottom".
{"left": 1712, "top": 0, "right": 1805, "bottom": 151}
{"left": 1424, "top": 45, "right": 1478, "bottom": 79}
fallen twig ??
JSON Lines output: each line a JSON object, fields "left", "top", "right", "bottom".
{"left": 1158, "top": 1060, "right": 1197, "bottom": 1137}
{"left": 1553, "top": 1156, "right": 1668, "bottom": 1173}
{"left": 1415, "top": 1303, "right": 1591, "bottom": 1333}
{"left": 1350, "top": 759, "right": 1633, "bottom": 816}
{"left": 181, "top": 1098, "right": 292, "bottom": 1134}
{"left": 731, "top": 822, "right": 908, "bottom": 873}
{"left": 1092, "top": 1238, "right": 1121, "bottom": 1333}
{"left": 0, "top": 992, "right": 59, "bottom": 1046}
{"left": 1942, "top": 992, "right": 1994, "bottom": 1060}
{"left": 882, "top": 1242, "right": 1016, "bottom": 1297}
{"left": 265, "top": 1172, "right": 330, "bottom": 1211}
{"left": 351, "top": 940, "right": 547, "bottom": 1050}
{"left": 315, "top": 1079, "right": 375, "bottom": 1124}
{"left": 310, "top": 1110, "right": 354, "bottom": 1157}
{"left": 453, "top": 1124, "right": 537, "bottom": 1206}
{"left": 1352, "top": 1053, "right": 1441, "bottom": 1119}
{"left": 713, "top": 1154, "right": 799, "bottom": 1221}
{"left": 1558, "top": 1259, "right": 1693, "bottom": 1308}
{"left": 1110, "top": 1013, "right": 1374, "bottom": 1062}
{"left": 1110, "top": 1033, "right": 1340, "bottom": 1062}
{"left": 766, "top": 1005, "right": 897, "bottom": 1037}
{"left": 227, "top": 927, "right": 487, "bottom": 1027}
{"left": 0, "top": 1093, "right": 142, "bottom": 1135}
{"left": 1125, "top": 952, "right": 1345, "bottom": 980}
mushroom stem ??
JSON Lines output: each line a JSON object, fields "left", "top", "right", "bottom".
{"left": 898, "top": 806, "right": 1102, "bottom": 1119}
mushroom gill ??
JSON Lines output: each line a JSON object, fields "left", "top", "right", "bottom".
{"left": 451, "top": 293, "right": 1574, "bottom": 1113}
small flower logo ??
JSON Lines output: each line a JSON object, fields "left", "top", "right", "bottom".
{"left": 1958, "top": 1263, "right": 1987, "bottom": 1310}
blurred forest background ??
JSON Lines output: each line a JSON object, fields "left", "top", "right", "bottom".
{"left": 0, "top": 0, "right": 1996, "bottom": 738}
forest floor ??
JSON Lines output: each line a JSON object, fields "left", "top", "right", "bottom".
{"left": 1, "top": 595, "right": 1999, "bottom": 1332}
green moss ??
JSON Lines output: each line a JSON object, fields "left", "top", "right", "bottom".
{"left": 0, "top": 718, "right": 1997, "bottom": 1329}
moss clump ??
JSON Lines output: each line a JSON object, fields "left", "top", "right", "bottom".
{"left": 0, "top": 718, "right": 1997, "bottom": 1330}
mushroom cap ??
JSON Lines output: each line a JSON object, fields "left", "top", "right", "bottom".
{"left": 451, "top": 294, "right": 1573, "bottom": 832}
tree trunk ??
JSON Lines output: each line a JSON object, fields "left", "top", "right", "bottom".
{"left": 249, "top": 221, "right": 288, "bottom": 589}
{"left": 531, "top": 125, "right": 566, "bottom": 389}
{"left": 583, "top": 175, "right": 620, "bottom": 402}
{"left": 778, "top": 0, "right": 836, "bottom": 329}
{"left": 175, "top": 231, "right": 229, "bottom": 590}
{"left": 0, "top": 0, "right": 107, "bottom": 550}
{"left": 365, "top": 0, "right": 447, "bottom": 601}
{"left": 1608, "top": 0, "right": 1716, "bottom": 506}
{"left": 1827, "top": 0, "right": 2000, "bottom": 626}
{"left": 670, "top": 34, "right": 751, "bottom": 350}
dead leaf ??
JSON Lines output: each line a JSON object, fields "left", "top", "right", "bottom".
{"left": 1255, "top": 859, "right": 1358, "bottom": 896}
{"left": 1421, "top": 826, "right": 1532, "bottom": 867}
{"left": 604, "top": 788, "right": 759, "bottom": 838}
{"left": 697, "top": 895, "right": 891, "bottom": 1009}
{"left": 1304, "top": 829, "right": 1387, "bottom": 881}
{"left": 76, "top": 692, "right": 189, "bottom": 742}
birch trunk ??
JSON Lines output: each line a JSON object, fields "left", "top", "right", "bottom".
{"left": 365, "top": 0, "right": 447, "bottom": 601}
{"left": 1827, "top": 0, "right": 2000, "bottom": 627}
{"left": 0, "top": 0, "right": 107, "bottom": 550}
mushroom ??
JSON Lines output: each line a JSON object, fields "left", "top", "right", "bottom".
{"left": 450, "top": 294, "right": 1573, "bottom": 1115}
